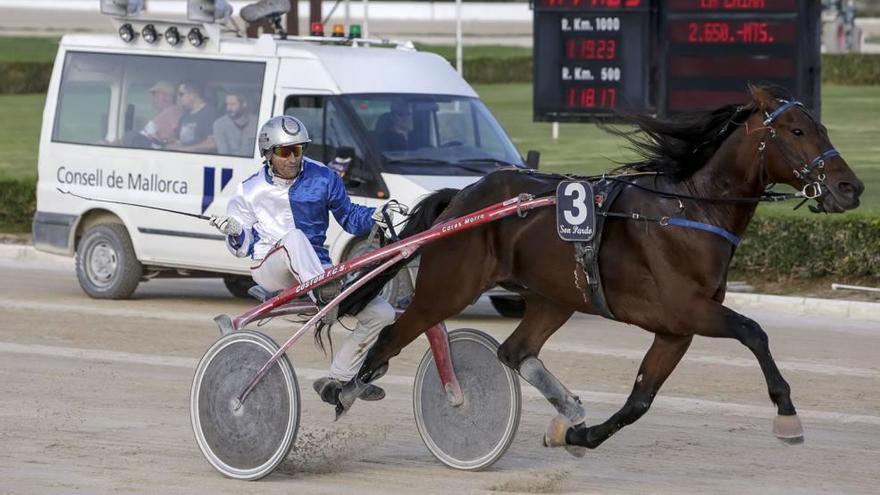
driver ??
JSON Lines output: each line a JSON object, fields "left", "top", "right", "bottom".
{"left": 208, "top": 115, "right": 395, "bottom": 405}
{"left": 377, "top": 100, "right": 412, "bottom": 152}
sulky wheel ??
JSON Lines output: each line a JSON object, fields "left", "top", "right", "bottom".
{"left": 190, "top": 331, "right": 300, "bottom": 480}
{"left": 413, "top": 328, "right": 521, "bottom": 471}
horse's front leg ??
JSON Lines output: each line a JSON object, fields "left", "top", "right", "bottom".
{"left": 691, "top": 302, "right": 803, "bottom": 444}
{"left": 554, "top": 333, "right": 693, "bottom": 450}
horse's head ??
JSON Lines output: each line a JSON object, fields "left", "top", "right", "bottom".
{"left": 748, "top": 85, "right": 864, "bottom": 213}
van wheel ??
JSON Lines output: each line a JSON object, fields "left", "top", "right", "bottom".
{"left": 344, "top": 238, "right": 413, "bottom": 308}
{"left": 489, "top": 296, "right": 526, "bottom": 319}
{"left": 224, "top": 275, "right": 256, "bottom": 299}
{"left": 76, "top": 224, "right": 142, "bottom": 299}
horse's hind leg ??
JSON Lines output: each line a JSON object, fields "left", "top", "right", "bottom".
{"left": 495, "top": 297, "right": 586, "bottom": 454}
{"left": 559, "top": 333, "right": 692, "bottom": 450}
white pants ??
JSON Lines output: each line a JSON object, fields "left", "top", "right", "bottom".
{"left": 250, "top": 229, "right": 324, "bottom": 292}
{"left": 250, "top": 229, "right": 396, "bottom": 381}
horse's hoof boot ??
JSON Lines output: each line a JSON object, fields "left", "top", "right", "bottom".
{"left": 543, "top": 414, "right": 570, "bottom": 448}
{"left": 773, "top": 414, "right": 804, "bottom": 445}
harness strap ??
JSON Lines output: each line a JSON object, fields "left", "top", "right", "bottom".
{"left": 665, "top": 217, "right": 741, "bottom": 246}
{"left": 807, "top": 149, "right": 840, "bottom": 171}
{"left": 573, "top": 180, "right": 623, "bottom": 321}
{"left": 763, "top": 100, "right": 803, "bottom": 125}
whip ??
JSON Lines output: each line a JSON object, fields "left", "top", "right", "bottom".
{"left": 56, "top": 188, "right": 211, "bottom": 220}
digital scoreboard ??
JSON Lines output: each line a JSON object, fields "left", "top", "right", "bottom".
{"left": 532, "top": 0, "right": 651, "bottom": 121}
{"left": 660, "top": 0, "right": 820, "bottom": 114}
{"left": 532, "top": 0, "right": 821, "bottom": 121}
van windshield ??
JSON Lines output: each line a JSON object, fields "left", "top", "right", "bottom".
{"left": 344, "top": 94, "right": 524, "bottom": 174}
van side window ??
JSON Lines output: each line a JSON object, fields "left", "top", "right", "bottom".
{"left": 284, "top": 95, "right": 327, "bottom": 160}
{"left": 51, "top": 51, "right": 264, "bottom": 157}
{"left": 283, "top": 96, "right": 364, "bottom": 164}
{"left": 54, "top": 81, "right": 112, "bottom": 144}
{"left": 284, "top": 95, "right": 378, "bottom": 196}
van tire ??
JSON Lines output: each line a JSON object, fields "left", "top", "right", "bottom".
{"left": 343, "top": 238, "right": 412, "bottom": 308}
{"left": 224, "top": 275, "right": 256, "bottom": 299}
{"left": 76, "top": 224, "right": 143, "bottom": 299}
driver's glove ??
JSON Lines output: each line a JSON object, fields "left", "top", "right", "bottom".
{"left": 371, "top": 206, "right": 390, "bottom": 231}
{"left": 209, "top": 215, "right": 243, "bottom": 237}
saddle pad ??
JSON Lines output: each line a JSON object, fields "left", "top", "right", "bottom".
{"left": 556, "top": 181, "right": 597, "bottom": 242}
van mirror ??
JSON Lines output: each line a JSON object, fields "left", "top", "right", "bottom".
{"left": 526, "top": 150, "right": 540, "bottom": 169}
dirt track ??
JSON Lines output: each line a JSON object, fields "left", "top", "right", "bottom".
{"left": 1, "top": 258, "right": 879, "bottom": 494}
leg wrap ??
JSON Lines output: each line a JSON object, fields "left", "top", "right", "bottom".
{"left": 519, "top": 357, "right": 586, "bottom": 424}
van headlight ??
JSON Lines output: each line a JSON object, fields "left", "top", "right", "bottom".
{"left": 164, "top": 26, "right": 181, "bottom": 46}
{"left": 118, "top": 23, "right": 136, "bottom": 43}
{"left": 142, "top": 24, "right": 158, "bottom": 44}
{"left": 187, "top": 28, "right": 206, "bottom": 47}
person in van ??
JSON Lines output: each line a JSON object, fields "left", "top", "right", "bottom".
{"left": 213, "top": 91, "right": 257, "bottom": 156}
{"left": 376, "top": 100, "right": 413, "bottom": 152}
{"left": 117, "top": 80, "right": 181, "bottom": 149}
{"left": 208, "top": 115, "right": 395, "bottom": 405}
{"left": 168, "top": 80, "right": 218, "bottom": 153}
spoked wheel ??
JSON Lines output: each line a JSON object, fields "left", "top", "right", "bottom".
{"left": 190, "top": 331, "right": 300, "bottom": 480}
{"left": 413, "top": 328, "right": 521, "bottom": 471}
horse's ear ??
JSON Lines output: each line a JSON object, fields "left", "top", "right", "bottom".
{"left": 748, "top": 84, "right": 775, "bottom": 114}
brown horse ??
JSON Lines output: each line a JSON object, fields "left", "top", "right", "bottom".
{"left": 333, "top": 85, "right": 864, "bottom": 453}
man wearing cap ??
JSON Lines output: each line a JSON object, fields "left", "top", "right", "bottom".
{"left": 208, "top": 115, "right": 396, "bottom": 406}
{"left": 140, "top": 81, "right": 182, "bottom": 147}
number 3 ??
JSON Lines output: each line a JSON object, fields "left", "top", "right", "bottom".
{"left": 563, "top": 182, "right": 588, "bottom": 225}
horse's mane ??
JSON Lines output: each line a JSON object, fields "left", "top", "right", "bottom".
{"left": 606, "top": 85, "right": 793, "bottom": 181}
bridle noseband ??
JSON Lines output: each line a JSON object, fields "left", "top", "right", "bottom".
{"left": 759, "top": 99, "right": 840, "bottom": 202}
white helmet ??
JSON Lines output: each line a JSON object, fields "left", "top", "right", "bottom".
{"left": 258, "top": 115, "right": 311, "bottom": 158}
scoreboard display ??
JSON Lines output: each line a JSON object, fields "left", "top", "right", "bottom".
{"left": 533, "top": 0, "right": 651, "bottom": 121}
{"left": 533, "top": 0, "right": 821, "bottom": 121}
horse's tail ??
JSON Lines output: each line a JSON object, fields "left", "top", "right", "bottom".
{"left": 313, "top": 188, "right": 460, "bottom": 352}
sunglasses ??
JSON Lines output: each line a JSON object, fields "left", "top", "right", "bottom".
{"left": 273, "top": 143, "right": 306, "bottom": 158}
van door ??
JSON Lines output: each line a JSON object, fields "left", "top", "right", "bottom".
{"left": 45, "top": 50, "right": 278, "bottom": 274}
{"left": 277, "top": 92, "right": 387, "bottom": 262}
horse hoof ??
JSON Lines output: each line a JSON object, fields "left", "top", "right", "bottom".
{"left": 773, "top": 414, "right": 804, "bottom": 445}
{"left": 543, "top": 414, "right": 570, "bottom": 448}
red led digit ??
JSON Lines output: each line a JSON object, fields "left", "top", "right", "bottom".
{"left": 564, "top": 38, "right": 618, "bottom": 60}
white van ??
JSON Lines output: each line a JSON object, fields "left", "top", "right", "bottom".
{"left": 32, "top": 4, "right": 535, "bottom": 316}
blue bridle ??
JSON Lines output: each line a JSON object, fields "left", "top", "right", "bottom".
{"left": 761, "top": 99, "right": 840, "bottom": 189}
{"left": 657, "top": 98, "right": 841, "bottom": 246}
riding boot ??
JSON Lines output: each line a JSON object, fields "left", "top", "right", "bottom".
{"left": 313, "top": 377, "right": 385, "bottom": 405}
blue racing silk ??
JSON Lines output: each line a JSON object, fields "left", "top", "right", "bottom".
{"left": 225, "top": 158, "right": 376, "bottom": 264}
